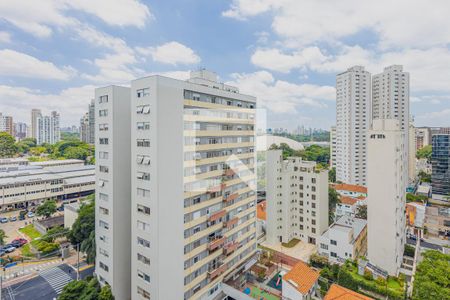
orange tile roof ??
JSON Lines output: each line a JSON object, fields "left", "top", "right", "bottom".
{"left": 340, "top": 196, "right": 360, "bottom": 205}
{"left": 283, "top": 261, "right": 319, "bottom": 294}
{"left": 257, "top": 201, "right": 266, "bottom": 220}
{"left": 334, "top": 183, "right": 367, "bottom": 194}
{"left": 324, "top": 284, "right": 373, "bottom": 300}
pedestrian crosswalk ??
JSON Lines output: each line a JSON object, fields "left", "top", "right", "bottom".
{"left": 39, "top": 267, "right": 73, "bottom": 294}
{"left": 3, "top": 259, "right": 59, "bottom": 280}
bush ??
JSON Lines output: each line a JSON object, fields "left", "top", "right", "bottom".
{"left": 363, "top": 269, "right": 373, "bottom": 281}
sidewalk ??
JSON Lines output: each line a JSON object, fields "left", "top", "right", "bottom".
{"left": 2, "top": 258, "right": 61, "bottom": 281}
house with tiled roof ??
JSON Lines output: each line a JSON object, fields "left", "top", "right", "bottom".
{"left": 324, "top": 284, "right": 373, "bottom": 299}
{"left": 282, "top": 261, "right": 319, "bottom": 300}
{"left": 336, "top": 196, "right": 366, "bottom": 218}
{"left": 333, "top": 183, "right": 368, "bottom": 198}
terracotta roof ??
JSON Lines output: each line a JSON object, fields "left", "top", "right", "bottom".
{"left": 324, "top": 284, "right": 373, "bottom": 300}
{"left": 257, "top": 201, "right": 266, "bottom": 220}
{"left": 340, "top": 196, "right": 359, "bottom": 205}
{"left": 283, "top": 261, "right": 319, "bottom": 295}
{"left": 334, "top": 183, "right": 367, "bottom": 194}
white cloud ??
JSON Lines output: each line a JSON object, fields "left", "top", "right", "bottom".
{"left": 0, "top": 85, "right": 95, "bottom": 125}
{"left": 0, "top": 49, "right": 74, "bottom": 80}
{"left": 0, "top": 31, "right": 12, "bottom": 43}
{"left": 227, "top": 71, "right": 335, "bottom": 113}
{"left": 416, "top": 109, "right": 450, "bottom": 127}
{"left": 222, "top": 0, "right": 276, "bottom": 20}
{"left": 138, "top": 42, "right": 201, "bottom": 65}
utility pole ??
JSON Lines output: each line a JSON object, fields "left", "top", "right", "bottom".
{"left": 77, "top": 243, "right": 80, "bottom": 281}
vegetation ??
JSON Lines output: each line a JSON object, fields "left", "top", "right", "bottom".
{"left": 58, "top": 276, "right": 113, "bottom": 300}
{"left": 406, "top": 193, "right": 428, "bottom": 203}
{"left": 61, "top": 132, "right": 80, "bottom": 141}
{"left": 329, "top": 167, "right": 336, "bottom": 183}
{"left": 41, "top": 226, "right": 70, "bottom": 243}
{"left": 68, "top": 196, "right": 95, "bottom": 263}
{"left": 36, "top": 199, "right": 57, "bottom": 218}
{"left": 412, "top": 250, "right": 450, "bottom": 300}
{"left": 81, "top": 231, "right": 96, "bottom": 264}
{"left": 329, "top": 187, "right": 340, "bottom": 224}
{"left": 268, "top": 143, "right": 330, "bottom": 166}
{"left": 0, "top": 132, "right": 18, "bottom": 158}
{"left": 0, "top": 229, "right": 6, "bottom": 245}
{"left": 273, "top": 131, "right": 330, "bottom": 142}
{"left": 355, "top": 204, "right": 367, "bottom": 219}
{"left": 418, "top": 170, "right": 432, "bottom": 183}
{"left": 416, "top": 145, "right": 432, "bottom": 161}
{"left": 19, "top": 224, "right": 42, "bottom": 240}
{"left": 281, "top": 238, "right": 300, "bottom": 248}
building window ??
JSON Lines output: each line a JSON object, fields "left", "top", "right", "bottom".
{"left": 138, "top": 269, "right": 151, "bottom": 283}
{"left": 99, "top": 151, "right": 109, "bottom": 159}
{"left": 137, "top": 122, "right": 150, "bottom": 130}
{"left": 99, "top": 261, "right": 109, "bottom": 272}
{"left": 137, "top": 139, "right": 151, "bottom": 147}
{"left": 137, "top": 155, "right": 151, "bottom": 165}
{"left": 99, "top": 220, "right": 109, "bottom": 230}
{"left": 137, "top": 220, "right": 150, "bottom": 232}
{"left": 99, "top": 193, "right": 108, "bottom": 201}
{"left": 99, "top": 138, "right": 109, "bottom": 145}
{"left": 99, "top": 109, "right": 108, "bottom": 117}
{"left": 98, "top": 179, "right": 107, "bottom": 187}
{"left": 137, "top": 172, "right": 150, "bottom": 181}
{"left": 99, "top": 247, "right": 109, "bottom": 257}
{"left": 137, "top": 237, "right": 150, "bottom": 248}
{"left": 330, "top": 252, "right": 337, "bottom": 258}
{"left": 331, "top": 240, "right": 337, "bottom": 246}
{"left": 99, "top": 207, "right": 109, "bottom": 215}
{"left": 99, "top": 165, "right": 109, "bottom": 173}
{"left": 137, "top": 88, "right": 150, "bottom": 98}
{"left": 137, "top": 253, "right": 151, "bottom": 265}
{"left": 136, "top": 105, "right": 151, "bottom": 114}
{"left": 137, "top": 204, "right": 151, "bottom": 215}
{"left": 137, "top": 188, "right": 151, "bottom": 198}
{"left": 99, "top": 95, "right": 108, "bottom": 103}
{"left": 137, "top": 286, "right": 150, "bottom": 299}
{"left": 99, "top": 123, "right": 109, "bottom": 131}
{"left": 320, "top": 243, "right": 328, "bottom": 250}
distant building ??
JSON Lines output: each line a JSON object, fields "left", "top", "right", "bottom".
{"left": 318, "top": 215, "right": 367, "bottom": 264}
{"left": 14, "top": 122, "right": 28, "bottom": 140}
{"left": 64, "top": 202, "right": 80, "bottom": 229}
{"left": 367, "top": 119, "right": 406, "bottom": 276}
{"left": 324, "top": 284, "right": 373, "bottom": 300}
{"left": 256, "top": 201, "right": 267, "bottom": 240}
{"left": 333, "top": 183, "right": 367, "bottom": 198}
{"left": 36, "top": 111, "right": 60, "bottom": 145}
{"left": 424, "top": 206, "right": 449, "bottom": 237}
{"left": 79, "top": 112, "right": 89, "bottom": 143}
{"left": 266, "top": 150, "right": 329, "bottom": 245}
{"left": 431, "top": 131, "right": 450, "bottom": 202}
{"left": 330, "top": 126, "right": 336, "bottom": 168}
{"left": 406, "top": 202, "right": 425, "bottom": 228}
{"left": 416, "top": 127, "right": 431, "bottom": 151}
{"left": 79, "top": 100, "right": 95, "bottom": 144}
{"left": 31, "top": 108, "right": 41, "bottom": 139}
{"left": 282, "top": 261, "right": 319, "bottom": 300}
{"left": 0, "top": 113, "right": 14, "bottom": 136}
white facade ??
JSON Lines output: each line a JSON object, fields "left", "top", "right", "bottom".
{"left": 335, "top": 66, "right": 371, "bottom": 186}
{"left": 318, "top": 215, "right": 367, "bottom": 264}
{"left": 372, "top": 65, "right": 410, "bottom": 182}
{"left": 31, "top": 109, "right": 41, "bottom": 139}
{"left": 36, "top": 111, "right": 61, "bottom": 145}
{"left": 330, "top": 126, "right": 336, "bottom": 169}
{"left": 95, "top": 86, "right": 132, "bottom": 300}
{"left": 367, "top": 119, "right": 406, "bottom": 275}
{"left": 408, "top": 120, "right": 416, "bottom": 181}
{"left": 266, "top": 150, "right": 329, "bottom": 245}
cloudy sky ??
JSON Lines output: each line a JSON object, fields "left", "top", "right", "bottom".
{"left": 0, "top": 0, "right": 449, "bottom": 129}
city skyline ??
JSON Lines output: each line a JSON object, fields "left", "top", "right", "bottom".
{"left": 0, "top": 1, "right": 449, "bottom": 129}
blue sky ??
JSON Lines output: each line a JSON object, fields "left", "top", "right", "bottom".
{"left": 0, "top": 0, "right": 449, "bottom": 129}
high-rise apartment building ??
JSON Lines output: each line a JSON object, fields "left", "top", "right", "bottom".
{"left": 31, "top": 109, "right": 41, "bottom": 139}
{"left": 367, "top": 119, "right": 406, "bottom": 275}
{"left": 36, "top": 111, "right": 60, "bottom": 145}
{"left": 95, "top": 86, "right": 132, "bottom": 300}
{"left": 431, "top": 130, "right": 450, "bottom": 202}
{"left": 408, "top": 120, "right": 416, "bottom": 181}
{"left": 266, "top": 150, "right": 329, "bottom": 245}
{"left": 80, "top": 100, "right": 95, "bottom": 144}
{"left": 80, "top": 113, "right": 89, "bottom": 143}
{"left": 96, "top": 70, "right": 258, "bottom": 300}
{"left": 330, "top": 126, "right": 336, "bottom": 169}
{"left": 14, "top": 122, "right": 28, "bottom": 140}
{"left": 0, "top": 113, "right": 14, "bottom": 136}
{"left": 415, "top": 127, "right": 431, "bottom": 151}
{"left": 335, "top": 66, "right": 371, "bottom": 186}
{"left": 372, "top": 65, "right": 410, "bottom": 182}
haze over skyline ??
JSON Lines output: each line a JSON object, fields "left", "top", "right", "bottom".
{"left": 0, "top": 0, "right": 449, "bottom": 129}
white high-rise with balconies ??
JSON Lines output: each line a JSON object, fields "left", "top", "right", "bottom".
{"left": 335, "top": 66, "right": 371, "bottom": 186}
{"left": 36, "top": 111, "right": 60, "bottom": 145}
{"left": 367, "top": 119, "right": 406, "bottom": 275}
{"left": 95, "top": 86, "right": 132, "bottom": 300}
{"left": 372, "top": 65, "right": 410, "bottom": 182}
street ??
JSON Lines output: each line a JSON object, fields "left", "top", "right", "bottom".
{"left": 406, "top": 237, "right": 443, "bottom": 251}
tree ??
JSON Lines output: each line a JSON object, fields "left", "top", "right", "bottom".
{"left": 68, "top": 198, "right": 95, "bottom": 247}
{"left": 412, "top": 250, "right": 450, "bottom": 300}
{"left": 41, "top": 226, "right": 69, "bottom": 243}
{"left": 58, "top": 277, "right": 102, "bottom": 300}
{"left": 355, "top": 204, "right": 367, "bottom": 219}
{"left": 63, "top": 146, "right": 90, "bottom": 160}
{"left": 99, "top": 284, "right": 114, "bottom": 300}
{"left": 328, "top": 188, "right": 340, "bottom": 224}
{"left": 0, "top": 229, "right": 6, "bottom": 245}
{"left": 329, "top": 167, "right": 336, "bottom": 183}
{"left": 418, "top": 170, "right": 432, "bottom": 183}
{"left": 36, "top": 199, "right": 57, "bottom": 218}
{"left": 81, "top": 230, "right": 96, "bottom": 264}
{"left": 416, "top": 145, "right": 432, "bottom": 161}
{"left": 0, "top": 132, "right": 17, "bottom": 158}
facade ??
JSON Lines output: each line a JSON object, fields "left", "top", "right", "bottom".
{"left": 81, "top": 99, "right": 96, "bottom": 144}
{"left": 330, "top": 126, "right": 336, "bottom": 168}
{"left": 408, "top": 120, "right": 416, "bottom": 181}
{"left": 424, "top": 206, "right": 450, "bottom": 236}
{"left": 80, "top": 113, "right": 89, "bottom": 143}
{"left": 0, "top": 164, "right": 95, "bottom": 210}
{"left": 31, "top": 109, "right": 41, "bottom": 139}
{"left": 372, "top": 65, "right": 410, "bottom": 182}
{"left": 36, "top": 111, "right": 61, "bottom": 145}
{"left": 266, "top": 150, "right": 329, "bottom": 245}
{"left": 318, "top": 215, "right": 367, "bottom": 264}
{"left": 335, "top": 196, "right": 366, "bottom": 218}
{"left": 406, "top": 202, "right": 426, "bottom": 228}
{"left": 335, "top": 66, "right": 371, "bottom": 186}
{"left": 95, "top": 86, "right": 132, "bottom": 300}
{"left": 415, "top": 127, "right": 431, "bottom": 151}
{"left": 333, "top": 183, "right": 367, "bottom": 198}
{"left": 64, "top": 202, "right": 80, "bottom": 229}
{"left": 431, "top": 133, "right": 450, "bottom": 201}
{"left": 282, "top": 261, "right": 319, "bottom": 300}
{"left": 15, "top": 122, "right": 28, "bottom": 140}
{"left": 0, "top": 113, "right": 14, "bottom": 136}
{"left": 367, "top": 119, "right": 406, "bottom": 275}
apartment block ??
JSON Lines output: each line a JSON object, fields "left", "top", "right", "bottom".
{"left": 80, "top": 99, "right": 95, "bottom": 144}
{"left": 431, "top": 132, "right": 450, "bottom": 201}
{"left": 31, "top": 109, "right": 41, "bottom": 139}
{"left": 0, "top": 113, "right": 14, "bottom": 136}
{"left": 266, "top": 150, "right": 329, "bottom": 245}
{"left": 318, "top": 215, "right": 367, "bottom": 264}
{"left": 330, "top": 126, "right": 336, "bottom": 169}
{"left": 415, "top": 127, "right": 431, "bottom": 150}
{"left": 36, "top": 111, "right": 61, "bottom": 145}
{"left": 335, "top": 66, "right": 371, "bottom": 186}
{"left": 95, "top": 86, "right": 132, "bottom": 299}
{"left": 367, "top": 119, "right": 406, "bottom": 275}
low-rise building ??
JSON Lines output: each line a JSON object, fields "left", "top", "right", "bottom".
{"left": 333, "top": 183, "right": 367, "bottom": 198}
{"left": 336, "top": 196, "right": 366, "bottom": 218}
{"left": 424, "top": 206, "right": 450, "bottom": 237}
{"left": 324, "top": 284, "right": 373, "bottom": 300}
{"left": 406, "top": 202, "right": 426, "bottom": 228}
{"left": 318, "top": 215, "right": 367, "bottom": 264}
{"left": 266, "top": 150, "right": 329, "bottom": 245}
{"left": 282, "top": 261, "right": 319, "bottom": 300}
{"left": 64, "top": 202, "right": 80, "bottom": 229}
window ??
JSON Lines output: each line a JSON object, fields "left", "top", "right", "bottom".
{"left": 99, "top": 138, "right": 109, "bottom": 145}
{"left": 99, "top": 220, "right": 109, "bottom": 230}
{"left": 99, "top": 193, "right": 108, "bottom": 201}
{"left": 320, "top": 243, "right": 328, "bottom": 250}
{"left": 99, "top": 207, "right": 109, "bottom": 215}
{"left": 138, "top": 269, "right": 151, "bottom": 282}
{"left": 98, "top": 179, "right": 107, "bottom": 187}
{"left": 137, "top": 237, "right": 150, "bottom": 248}
{"left": 137, "top": 88, "right": 150, "bottom": 98}
{"left": 99, "top": 123, "right": 109, "bottom": 131}
{"left": 99, "top": 261, "right": 109, "bottom": 272}
{"left": 99, "top": 151, "right": 109, "bottom": 159}
{"left": 331, "top": 240, "right": 337, "bottom": 246}
{"left": 137, "top": 172, "right": 150, "bottom": 180}
{"left": 99, "top": 95, "right": 108, "bottom": 103}
{"left": 99, "top": 109, "right": 108, "bottom": 117}
{"left": 99, "top": 165, "right": 109, "bottom": 173}
{"left": 137, "top": 122, "right": 150, "bottom": 130}
{"left": 137, "top": 220, "right": 150, "bottom": 232}
{"left": 137, "top": 155, "right": 151, "bottom": 165}
{"left": 137, "top": 287, "right": 150, "bottom": 299}
{"left": 137, "top": 204, "right": 151, "bottom": 215}
{"left": 99, "top": 247, "right": 109, "bottom": 257}
{"left": 137, "top": 253, "right": 150, "bottom": 265}
{"left": 137, "top": 139, "right": 150, "bottom": 147}
{"left": 136, "top": 105, "right": 150, "bottom": 114}
{"left": 137, "top": 188, "right": 151, "bottom": 198}
{"left": 330, "top": 252, "right": 337, "bottom": 258}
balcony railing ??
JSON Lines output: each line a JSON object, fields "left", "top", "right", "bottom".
{"left": 223, "top": 192, "right": 238, "bottom": 203}
{"left": 208, "top": 209, "right": 226, "bottom": 222}
{"left": 223, "top": 242, "right": 239, "bottom": 255}
{"left": 207, "top": 183, "right": 226, "bottom": 193}
{"left": 223, "top": 217, "right": 239, "bottom": 229}
{"left": 223, "top": 169, "right": 235, "bottom": 176}
{"left": 208, "top": 236, "right": 226, "bottom": 251}
{"left": 207, "top": 262, "right": 227, "bottom": 280}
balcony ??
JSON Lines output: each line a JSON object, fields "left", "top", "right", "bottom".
{"left": 207, "top": 262, "right": 227, "bottom": 280}
{"left": 223, "top": 193, "right": 238, "bottom": 203}
{"left": 223, "top": 242, "right": 239, "bottom": 255}
{"left": 208, "top": 209, "right": 226, "bottom": 222}
{"left": 223, "top": 169, "right": 235, "bottom": 176}
{"left": 224, "top": 217, "right": 239, "bottom": 229}
{"left": 208, "top": 236, "right": 226, "bottom": 251}
{"left": 207, "top": 183, "right": 226, "bottom": 193}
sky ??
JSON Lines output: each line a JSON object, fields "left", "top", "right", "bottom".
{"left": 0, "top": 0, "right": 450, "bottom": 129}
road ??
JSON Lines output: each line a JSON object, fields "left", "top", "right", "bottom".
{"left": 1, "top": 264, "right": 94, "bottom": 300}
{"left": 406, "top": 237, "right": 443, "bottom": 251}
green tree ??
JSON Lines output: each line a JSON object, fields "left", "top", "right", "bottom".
{"left": 68, "top": 198, "right": 95, "bottom": 246}
{"left": 29, "top": 146, "right": 47, "bottom": 156}
{"left": 0, "top": 132, "right": 17, "bottom": 158}
{"left": 59, "top": 279, "right": 89, "bottom": 300}
{"left": 99, "top": 284, "right": 114, "bottom": 300}
{"left": 81, "top": 230, "right": 96, "bottom": 264}
{"left": 416, "top": 145, "right": 432, "bottom": 160}
{"left": 63, "top": 146, "right": 90, "bottom": 160}
{"left": 328, "top": 188, "right": 340, "bottom": 224}
{"left": 418, "top": 171, "right": 432, "bottom": 183}
{"left": 329, "top": 167, "right": 336, "bottom": 183}
{"left": 0, "top": 229, "right": 6, "bottom": 245}
{"left": 36, "top": 199, "right": 57, "bottom": 218}
{"left": 412, "top": 250, "right": 450, "bottom": 300}
{"left": 41, "top": 226, "right": 69, "bottom": 242}
{"left": 355, "top": 204, "right": 367, "bottom": 219}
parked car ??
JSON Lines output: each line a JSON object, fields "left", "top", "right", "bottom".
{"left": 11, "top": 238, "right": 27, "bottom": 247}
{"left": 57, "top": 205, "right": 65, "bottom": 212}
{"left": 9, "top": 216, "right": 17, "bottom": 222}
{"left": 0, "top": 249, "right": 5, "bottom": 256}
{"left": 3, "top": 245, "right": 16, "bottom": 253}
{"left": 27, "top": 212, "right": 34, "bottom": 218}
{"left": 0, "top": 217, "right": 8, "bottom": 223}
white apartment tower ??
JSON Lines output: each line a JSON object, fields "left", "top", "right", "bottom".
{"left": 31, "top": 109, "right": 41, "bottom": 139}
{"left": 367, "top": 119, "right": 406, "bottom": 275}
{"left": 95, "top": 86, "right": 132, "bottom": 299}
{"left": 372, "top": 65, "right": 410, "bottom": 182}
{"left": 36, "top": 111, "right": 60, "bottom": 145}
{"left": 335, "top": 66, "right": 371, "bottom": 186}
{"left": 330, "top": 126, "right": 336, "bottom": 169}
{"left": 266, "top": 150, "right": 329, "bottom": 245}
